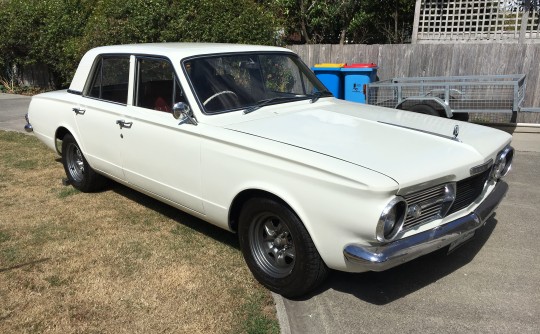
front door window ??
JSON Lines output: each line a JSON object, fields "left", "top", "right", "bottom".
{"left": 134, "top": 57, "right": 187, "bottom": 113}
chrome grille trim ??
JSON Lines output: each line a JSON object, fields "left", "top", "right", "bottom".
{"left": 403, "top": 184, "right": 447, "bottom": 229}
{"left": 448, "top": 169, "right": 491, "bottom": 214}
{"left": 402, "top": 169, "right": 491, "bottom": 230}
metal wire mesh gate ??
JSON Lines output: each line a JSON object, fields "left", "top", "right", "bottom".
{"left": 366, "top": 74, "right": 526, "bottom": 116}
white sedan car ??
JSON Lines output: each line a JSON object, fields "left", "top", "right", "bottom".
{"left": 25, "top": 43, "right": 513, "bottom": 297}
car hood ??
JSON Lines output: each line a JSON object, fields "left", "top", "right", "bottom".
{"left": 223, "top": 100, "right": 512, "bottom": 187}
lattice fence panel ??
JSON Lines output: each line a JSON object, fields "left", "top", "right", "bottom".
{"left": 414, "top": 0, "right": 540, "bottom": 43}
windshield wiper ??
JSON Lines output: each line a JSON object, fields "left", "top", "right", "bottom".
{"left": 243, "top": 91, "right": 333, "bottom": 114}
{"left": 307, "top": 90, "right": 333, "bottom": 103}
{"left": 244, "top": 96, "right": 301, "bottom": 114}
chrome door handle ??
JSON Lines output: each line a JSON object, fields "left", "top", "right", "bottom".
{"left": 116, "top": 120, "right": 133, "bottom": 129}
{"left": 72, "top": 107, "right": 86, "bottom": 115}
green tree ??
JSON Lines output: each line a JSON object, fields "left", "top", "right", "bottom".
{"left": 81, "top": 0, "right": 172, "bottom": 49}
{"left": 37, "top": 0, "right": 94, "bottom": 86}
{"left": 272, "top": 0, "right": 416, "bottom": 44}
{"left": 0, "top": 0, "right": 47, "bottom": 77}
{"left": 81, "top": 0, "right": 280, "bottom": 47}
{"left": 0, "top": 0, "right": 281, "bottom": 89}
{"left": 0, "top": 0, "right": 93, "bottom": 87}
{"left": 367, "top": 0, "right": 416, "bottom": 44}
{"left": 274, "top": 0, "right": 359, "bottom": 44}
{"left": 161, "top": 0, "right": 278, "bottom": 45}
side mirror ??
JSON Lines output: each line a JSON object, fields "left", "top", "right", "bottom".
{"left": 172, "top": 102, "right": 197, "bottom": 125}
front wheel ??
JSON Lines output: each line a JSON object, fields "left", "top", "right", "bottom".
{"left": 61, "top": 134, "right": 106, "bottom": 192}
{"left": 238, "top": 198, "right": 328, "bottom": 298}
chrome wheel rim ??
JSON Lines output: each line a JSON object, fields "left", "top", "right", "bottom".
{"left": 66, "top": 143, "right": 85, "bottom": 183}
{"left": 248, "top": 212, "right": 296, "bottom": 278}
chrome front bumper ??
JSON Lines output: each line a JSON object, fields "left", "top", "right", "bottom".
{"left": 343, "top": 181, "right": 508, "bottom": 271}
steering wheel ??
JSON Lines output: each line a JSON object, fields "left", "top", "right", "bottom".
{"left": 203, "top": 90, "right": 239, "bottom": 106}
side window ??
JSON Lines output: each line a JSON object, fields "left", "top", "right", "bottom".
{"left": 135, "top": 57, "right": 186, "bottom": 113}
{"left": 87, "top": 56, "right": 130, "bottom": 104}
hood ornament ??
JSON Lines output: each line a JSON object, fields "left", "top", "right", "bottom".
{"left": 452, "top": 125, "right": 460, "bottom": 141}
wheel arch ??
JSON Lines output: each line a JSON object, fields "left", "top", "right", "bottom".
{"left": 396, "top": 97, "right": 452, "bottom": 117}
{"left": 228, "top": 189, "right": 296, "bottom": 233}
{"left": 54, "top": 126, "right": 72, "bottom": 154}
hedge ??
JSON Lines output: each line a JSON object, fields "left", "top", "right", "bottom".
{"left": 0, "top": 0, "right": 280, "bottom": 88}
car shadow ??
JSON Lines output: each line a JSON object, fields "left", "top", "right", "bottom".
{"left": 53, "top": 157, "right": 241, "bottom": 249}
{"left": 108, "top": 181, "right": 240, "bottom": 250}
{"left": 294, "top": 215, "right": 499, "bottom": 304}
{"left": 60, "top": 174, "right": 500, "bottom": 304}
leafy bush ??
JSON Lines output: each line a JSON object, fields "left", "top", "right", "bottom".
{"left": 0, "top": 0, "right": 280, "bottom": 89}
{"left": 0, "top": 0, "right": 93, "bottom": 87}
{"left": 161, "top": 0, "right": 278, "bottom": 45}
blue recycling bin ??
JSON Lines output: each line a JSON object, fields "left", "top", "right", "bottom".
{"left": 341, "top": 63, "right": 378, "bottom": 103}
{"left": 311, "top": 63, "right": 346, "bottom": 99}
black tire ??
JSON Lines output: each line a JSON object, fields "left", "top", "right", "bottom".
{"left": 61, "top": 133, "right": 106, "bottom": 192}
{"left": 238, "top": 198, "right": 329, "bottom": 298}
{"left": 410, "top": 104, "right": 440, "bottom": 116}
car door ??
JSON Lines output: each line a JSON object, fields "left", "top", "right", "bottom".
{"left": 73, "top": 55, "right": 130, "bottom": 181}
{"left": 119, "top": 56, "right": 204, "bottom": 213}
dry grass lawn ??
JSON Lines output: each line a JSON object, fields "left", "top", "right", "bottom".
{"left": 0, "top": 131, "right": 278, "bottom": 334}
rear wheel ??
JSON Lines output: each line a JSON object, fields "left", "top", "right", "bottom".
{"left": 61, "top": 134, "right": 106, "bottom": 192}
{"left": 238, "top": 198, "right": 328, "bottom": 298}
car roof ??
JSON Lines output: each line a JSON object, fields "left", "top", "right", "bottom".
{"left": 90, "top": 43, "right": 291, "bottom": 57}
{"left": 69, "top": 43, "right": 294, "bottom": 93}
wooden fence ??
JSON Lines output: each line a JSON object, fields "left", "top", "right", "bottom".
{"left": 288, "top": 43, "right": 540, "bottom": 110}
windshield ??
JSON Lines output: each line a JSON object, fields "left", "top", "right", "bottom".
{"left": 183, "top": 53, "right": 330, "bottom": 114}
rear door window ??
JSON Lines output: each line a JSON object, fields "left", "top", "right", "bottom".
{"left": 86, "top": 56, "right": 130, "bottom": 104}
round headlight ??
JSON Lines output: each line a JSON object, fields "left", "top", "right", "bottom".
{"left": 491, "top": 146, "right": 514, "bottom": 180}
{"left": 376, "top": 197, "right": 407, "bottom": 242}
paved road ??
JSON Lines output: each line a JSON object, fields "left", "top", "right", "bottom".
{"left": 277, "top": 150, "right": 540, "bottom": 334}
{"left": 1, "top": 93, "right": 539, "bottom": 334}
{"left": 0, "top": 93, "right": 31, "bottom": 133}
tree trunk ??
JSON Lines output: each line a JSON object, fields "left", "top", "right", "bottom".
{"left": 394, "top": 8, "right": 398, "bottom": 43}
{"left": 340, "top": 28, "right": 347, "bottom": 45}
{"left": 299, "top": 0, "right": 311, "bottom": 43}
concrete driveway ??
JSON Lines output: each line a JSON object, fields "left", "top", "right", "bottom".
{"left": 276, "top": 149, "right": 540, "bottom": 334}
{"left": 1, "top": 93, "right": 538, "bottom": 334}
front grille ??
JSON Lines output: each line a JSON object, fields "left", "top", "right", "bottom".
{"left": 448, "top": 169, "right": 491, "bottom": 214}
{"left": 402, "top": 168, "right": 491, "bottom": 230}
{"left": 403, "top": 184, "right": 447, "bottom": 229}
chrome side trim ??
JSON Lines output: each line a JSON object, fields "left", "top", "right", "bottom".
{"left": 398, "top": 175, "right": 456, "bottom": 196}
{"left": 378, "top": 121, "right": 459, "bottom": 142}
{"left": 470, "top": 159, "right": 493, "bottom": 176}
{"left": 344, "top": 181, "right": 508, "bottom": 271}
